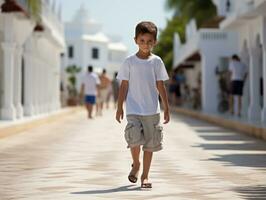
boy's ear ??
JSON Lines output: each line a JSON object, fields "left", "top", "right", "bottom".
{"left": 134, "top": 37, "right": 137, "bottom": 44}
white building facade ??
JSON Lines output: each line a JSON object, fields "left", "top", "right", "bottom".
{"left": 173, "top": 20, "right": 238, "bottom": 113}
{"left": 0, "top": 0, "right": 65, "bottom": 120}
{"left": 173, "top": 0, "right": 266, "bottom": 124}
{"left": 216, "top": 0, "right": 266, "bottom": 123}
{"left": 62, "top": 5, "right": 127, "bottom": 91}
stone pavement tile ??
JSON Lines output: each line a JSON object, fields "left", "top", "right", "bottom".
{"left": 0, "top": 109, "right": 266, "bottom": 199}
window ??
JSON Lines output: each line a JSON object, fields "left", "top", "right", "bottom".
{"left": 68, "top": 46, "right": 74, "bottom": 58}
{"left": 92, "top": 47, "right": 99, "bottom": 59}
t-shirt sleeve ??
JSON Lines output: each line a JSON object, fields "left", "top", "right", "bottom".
{"left": 155, "top": 58, "right": 169, "bottom": 81}
{"left": 117, "top": 59, "right": 130, "bottom": 80}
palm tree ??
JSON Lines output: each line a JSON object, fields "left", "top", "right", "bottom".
{"left": 27, "top": 0, "right": 41, "bottom": 22}
{"left": 165, "top": 0, "right": 217, "bottom": 27}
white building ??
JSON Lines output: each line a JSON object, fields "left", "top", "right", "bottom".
{"left": 0, "top": 0, "right": 65, "bottom": 120}
{"left": 216, "top": 0, "right": 266, "bottom": 123}
{"left": 173, "top": 0, "right": 266, "bottom": 124}
{"left": 173, "top": 20, "right": 238, "bottom": 113}
{"left": 62, "top": 5, "right": 127, "bottom": 91}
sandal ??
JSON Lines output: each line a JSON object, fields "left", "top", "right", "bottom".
{"left": 128, "top": 164, "right": 139, "bottom": 183}
{"left": 141, "top": 179, "right": 152, "bottom": 190}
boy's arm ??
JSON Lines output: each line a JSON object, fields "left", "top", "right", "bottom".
{"left": 156, "top": 81, "right": 170, "bottom": 124}
{"left": 116, "top": 80, "right": 129, "bottom": 123}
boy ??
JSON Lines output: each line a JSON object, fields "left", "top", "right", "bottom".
{"left": 80, "top": 65, "right": 100, "bottom": 119}
{"left": 116, "top": 21, "right": 170, "bottom": 189}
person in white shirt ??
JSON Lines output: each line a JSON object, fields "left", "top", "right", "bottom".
{"left": 116, "top": 21, "right": 170, "bottom": 189}
{"left": 80, "top": 66, "right": 100, "bottom": 119}
{"left": 228, "top": 54, "right": 248, "bottom": 117}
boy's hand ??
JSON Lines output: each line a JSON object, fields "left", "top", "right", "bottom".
{"left": 116, "top": 108, "right": 124, "bottom": 123}
{"left": 163, "top": 109, "right": 170, "bottom": 124}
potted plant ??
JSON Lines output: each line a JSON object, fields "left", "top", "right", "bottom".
{"left": 65, "top": 65, "right": 81, "bottom": 106}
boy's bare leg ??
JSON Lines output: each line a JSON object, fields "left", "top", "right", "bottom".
{"left": 130, "top": 146, "right": 141, "bottom": 167}
{"left": 141, "top": 151, "right": 153, "bottom": 182}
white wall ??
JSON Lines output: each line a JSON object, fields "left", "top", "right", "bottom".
{"left": 0, "top": 30, "right": 3, "bottom": 114}
{"left": 200, "top": 31, "right": 238, "bottom": 113}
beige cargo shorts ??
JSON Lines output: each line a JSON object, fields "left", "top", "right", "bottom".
{"left": 124, "top": 114, "right": 163, "bottom": 152}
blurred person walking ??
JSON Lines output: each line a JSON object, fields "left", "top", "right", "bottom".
{"left": 96, "top": 69, "right": 111, "bottom": 116}
{"left": 80, "top": 66, "right": 100, "bottom": 119}
{"left": 228, "top": 54, "right": 248, "bottom": 117}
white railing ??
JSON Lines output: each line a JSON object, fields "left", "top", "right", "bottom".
{"left": 200, "top": 31, "right": 228, "bottom": 41}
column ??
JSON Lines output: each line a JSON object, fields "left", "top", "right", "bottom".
{"left": 1, "top": 43, "right": 16, "bottom": 120}
{"left": 24, "top": 52, "right": 35, "bottom": 116}
{"left": 32, "top": 56, "right": 39, "bottom": 114}
{"left": 55, "top": 51, "right": 61, "bottom": 109}
{"left": 201, "top": 54, "right": 219, "bottom": 113}
{"left": 248, "top": 47, "right": 261, "bottom": 121}
{"left": 261, "top": 46, "right": 266, "bottom": 123}
{"left": 13, "top": 46, "right": 23, "bottom": 118}
{"left": 36, "top": 58, "right": 42, "bottom": 114}
{"left": 240, "top": 50, "right": 250, "bottom": 118}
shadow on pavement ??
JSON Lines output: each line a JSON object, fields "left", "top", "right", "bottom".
{"left": 209, "top": 154, "right": 266, "bottom": 168}
{"left": 234, "top": 185, "right": 266, "bottom": 200}
{"left": 71, "top": 184, "right": 141, "bottom": 194}
{"left": 171, "top": 113, "right": 266, "bottom": 168}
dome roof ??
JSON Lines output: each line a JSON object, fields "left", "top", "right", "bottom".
{"left": 73, "top": 3, "right": 90, "bottom": 23}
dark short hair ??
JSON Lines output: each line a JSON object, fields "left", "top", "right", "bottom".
{"left": 102, "top": 68, "right": 106, "bottom": 74}
{"left": 88, "top": 65, "right": 93, "bottom": 72}
{"left": 135, "top": 21, "right": 158, "bottom": 40}
{"left": 232, "top": 54, "right": 240, "bottom": 61}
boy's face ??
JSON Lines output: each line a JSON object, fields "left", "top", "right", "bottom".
{"left": 134, "top": 33, "right": 156, "bottom": 54}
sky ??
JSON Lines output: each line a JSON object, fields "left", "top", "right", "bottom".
{"left": 57, "top": 0, "right": 173, "bottom": 55}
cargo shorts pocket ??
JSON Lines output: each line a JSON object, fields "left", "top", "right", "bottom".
{"left": 124, "top": 123, "right": 142, "bottom": 147}
{"left": 154, "top": 125, "right": 163, "bottom": 146}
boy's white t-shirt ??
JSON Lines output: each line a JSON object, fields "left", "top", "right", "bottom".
{"left": 81, "top": 72, "right": 100, "bottom": 95}
{"left": 117, "top": 54, "right": 169, "bottom": 116}
{"left": 229, "top": 60, "right": 248, "bottom": 81}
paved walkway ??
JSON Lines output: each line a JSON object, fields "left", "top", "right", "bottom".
{"left": 0, "top": 109, "right": 266, "bottom": 200}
